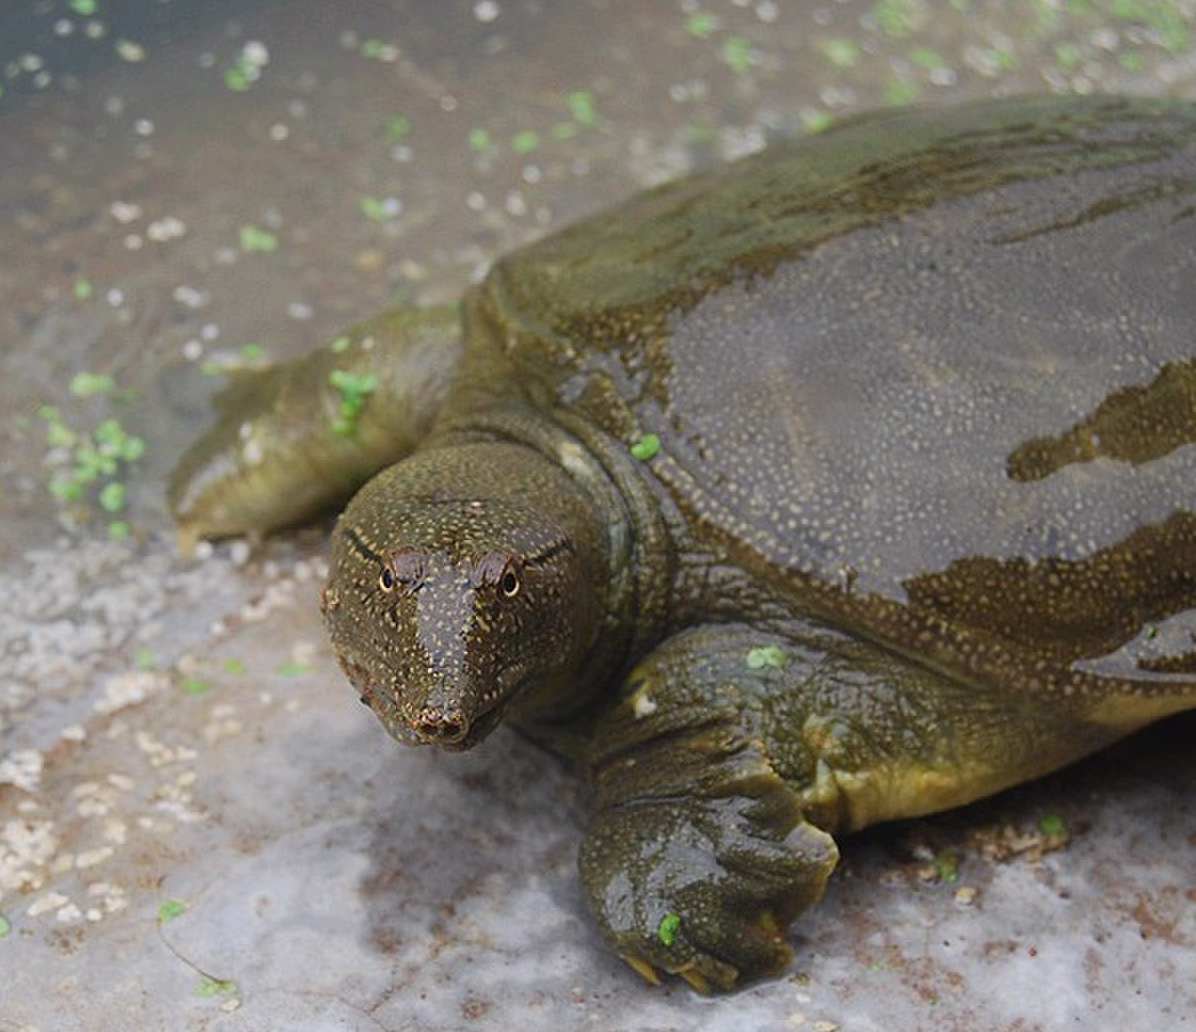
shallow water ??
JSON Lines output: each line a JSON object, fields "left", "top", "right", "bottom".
{"left": 1, "top": 2, "right": 1194, "bottom": 1029}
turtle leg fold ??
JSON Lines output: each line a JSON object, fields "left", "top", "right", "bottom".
{"left": 578, "top": 623, "right": 840, "bottom": 992}
{"left": 169, "top": 303, "right": 462, "bottom": 549}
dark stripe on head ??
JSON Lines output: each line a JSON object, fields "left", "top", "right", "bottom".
{"left": 344, "top": 526, "right": 384, "bottom": 564}
{"left": 525, "top": 537, "right": 574, "bottom": 567}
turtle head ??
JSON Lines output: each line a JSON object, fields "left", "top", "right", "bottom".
{"left": 323, "top": 445, "right": 607, "bottom": 750}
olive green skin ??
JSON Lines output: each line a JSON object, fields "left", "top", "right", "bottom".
{"left": 171, "top": 95, "right": 1196, "bottom": 992}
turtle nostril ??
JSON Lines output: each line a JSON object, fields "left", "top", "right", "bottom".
{"left": 411, "top": 707, "right": 469, "bottom": 744}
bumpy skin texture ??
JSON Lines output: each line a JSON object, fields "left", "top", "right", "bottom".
{"left": 172, "top": 96, "right": 1196, "bottom": 991}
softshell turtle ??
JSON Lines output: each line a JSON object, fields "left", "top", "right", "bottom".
{"left": 171, "top": 95, "right": 1196, "bottom": 992}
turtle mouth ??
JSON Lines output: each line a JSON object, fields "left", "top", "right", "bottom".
{"left": 379, "top": 658, "right": 531, "bottom": 750}
{"left": 354, "top": 652, "right": 534, "bottom": 750}
{"left": 379, "top": 692, "right": 507, "bottom": 751}
{"left": 424, "top": 704, "right": 504, "bottom": 751}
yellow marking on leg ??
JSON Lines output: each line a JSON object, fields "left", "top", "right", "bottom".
{"left": 799, "top": 757, "right": 1028, "bottom": 833}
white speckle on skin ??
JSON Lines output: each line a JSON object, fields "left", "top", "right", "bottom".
{"left": 242, "top": 438, "right": 265, "bottom": 465}
{"left": 632, "top": 691, "right": 657, "bottom": 719}
{"left": 556, "top": 439, "right": 592, "bottom": 480}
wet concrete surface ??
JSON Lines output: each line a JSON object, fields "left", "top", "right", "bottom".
{"left": 1, "top": 1, "right": 1194, "bottom": 1029}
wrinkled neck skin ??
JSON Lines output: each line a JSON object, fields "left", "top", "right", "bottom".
{"left": 323, "top": 408, "right": 668, "bottom": 750}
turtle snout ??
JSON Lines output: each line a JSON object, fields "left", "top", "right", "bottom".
{"left": 410, "top": 705, "right": 470, "bottom": 745}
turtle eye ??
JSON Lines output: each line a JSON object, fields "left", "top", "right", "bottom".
{"left": 500, "top": 568, "right": 520, "bottom": 598}
{"left": 379, "top": 567, "right": 396, "bottom": 592}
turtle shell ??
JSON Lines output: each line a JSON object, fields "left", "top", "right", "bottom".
{"left": 464, "top": 95, "right": 1196, "bottom": 718}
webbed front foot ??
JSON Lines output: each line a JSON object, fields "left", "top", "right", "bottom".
{"left": 579, "top": 626, "right": 839, "bottom": 992}
{"left": 581, "top": 782, "right": 836, "bottom": 992}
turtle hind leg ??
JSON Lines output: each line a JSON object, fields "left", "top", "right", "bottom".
{"left": 578, "top": 625, "right": 840, "bottom": 992}
{"left": 170, "top": 303, "right": 462, "bottom": 549}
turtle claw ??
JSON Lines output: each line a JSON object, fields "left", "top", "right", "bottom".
{"left": 621, "top": 954, "right": 661, "bottom": 986}
{"left": 618, "top": 912, "right": 784, "bottom": 993}
{"left": 678, "top": 967, "right": 714, "bottom": 996}
{"left": 621, "top": 953, "right": 720, "bottom": 995}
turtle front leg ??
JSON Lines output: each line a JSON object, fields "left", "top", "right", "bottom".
{"left": 578, "top": 625, "right": 839, "bottom": 992}
{"left": 169, "top": 303, "right": 462, "bottom": 549}
{"left": 579, "top": 620, "right": 1115, "bottom": 991}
